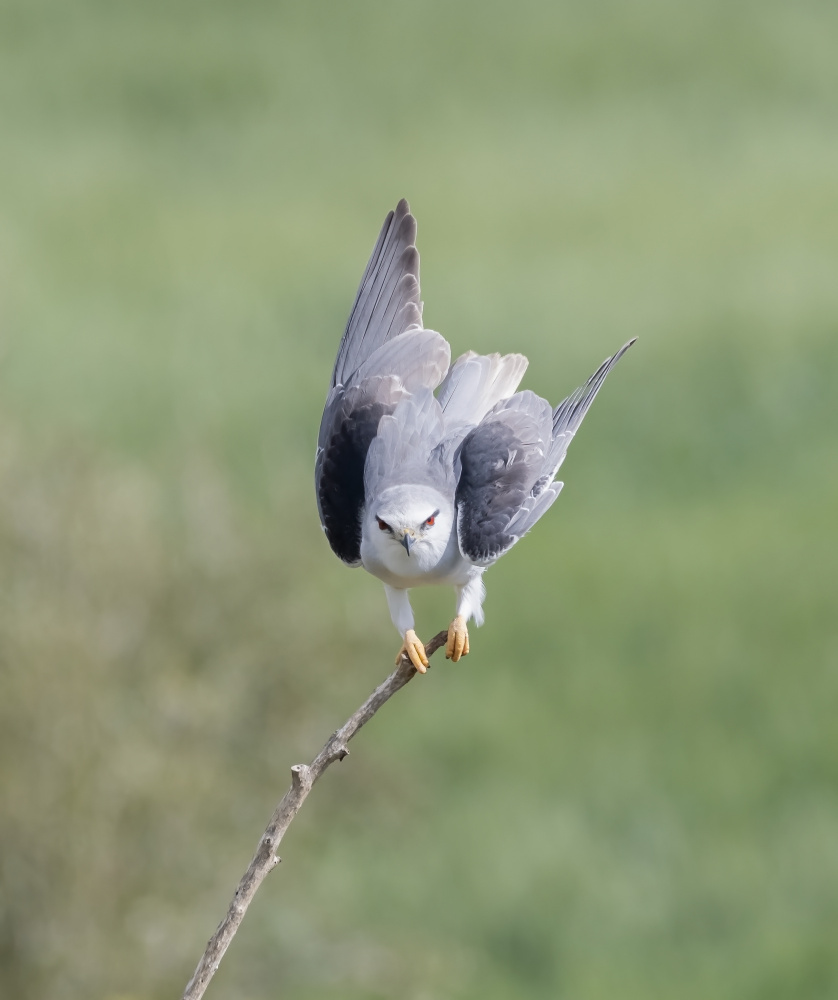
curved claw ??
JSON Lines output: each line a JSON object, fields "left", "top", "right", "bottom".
{"left": 446, "top": 615, "right": 470, "bottom": 662}
{"left": 397, "top": 628, "right": 429, "bottom": 673}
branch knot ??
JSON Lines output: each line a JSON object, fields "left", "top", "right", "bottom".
{"left": 290, "top": 764, "right": 311, "bottom": 793}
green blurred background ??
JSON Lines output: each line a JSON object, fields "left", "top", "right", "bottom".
{"left": 2, "top": 1, "right": 837, "bottom": 997}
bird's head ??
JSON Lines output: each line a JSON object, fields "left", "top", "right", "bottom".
{"left": 365, "top": 485, "right": 453, "bottom": 569}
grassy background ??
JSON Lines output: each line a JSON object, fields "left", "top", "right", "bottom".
{"left": 2, "top": 1, "right": 837, "bottom": 997}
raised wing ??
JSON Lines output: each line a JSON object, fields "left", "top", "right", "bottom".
{"left": 316, "top": 200, "right": 450, "bottom": 566}
{"left": 331, "top": 198, "right": 423, "bottom": 389}
{"left": 456, "top": 339, "right": 636, "bottom": 566}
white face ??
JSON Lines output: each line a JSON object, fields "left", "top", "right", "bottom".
{"left": 364, "top": 484, "right": 454, "bottom": 573}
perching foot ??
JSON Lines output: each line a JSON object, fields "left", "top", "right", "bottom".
{"left": 397, "top": 628, "right": 429, "bottom": 673}
{"left": 446, "top": 615, "right": 470, "bottom": 662}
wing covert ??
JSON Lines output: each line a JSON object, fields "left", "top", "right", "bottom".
{"left": 455, "top": 339, "right": 636, "bottom": 566}
{"left": 455, "top": 394, "right": 552, "bottom": 566}
{"left": 315, "top": 378, "right": 408, "bottom": 566}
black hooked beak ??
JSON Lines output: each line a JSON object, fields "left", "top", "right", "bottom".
{"left": 400, "top": 534, "right": 414, "bottom": 556}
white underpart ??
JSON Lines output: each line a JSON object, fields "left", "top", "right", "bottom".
{"left": 455, "top": 574, "right": 486, "bottom": 626}
{"left": 384, "top": 584, "right": 416, "bottom": 636}
{"left": 360, "top": 483, "right": 486, "bottom": 636}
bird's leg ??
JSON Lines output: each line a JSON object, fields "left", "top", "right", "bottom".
{"left": 447, "top": 574, "right": 485, "bottom": 662}
{"left": 384, "top": 585, "right": 429, "bottom": 673}
{"left": 399, "top": 629, "right": 430, "bottom": 673}
{"left": 446, "top": 615, "right": 470, "bottom": 661}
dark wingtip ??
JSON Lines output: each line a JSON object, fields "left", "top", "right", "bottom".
{"left": 607, "top": 338, "right": 637, "bottom": 365}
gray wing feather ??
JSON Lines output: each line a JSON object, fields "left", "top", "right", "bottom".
{"left": 331, "top": 199, "right": 423, "bottom": 388}
{"left": 364, "top": 387, "right": 452, "bottom": 499}
{"left": 543, "top": 337, "right": 636, "bottom": 480}
{"left": 455, "top": 391, "right": 553, "bottom": 565}
{"left": 456, "top": 338, "right": 636, "bottom": 565}
{"left": 352, "top": 328, "right": 450, "bottom": 392}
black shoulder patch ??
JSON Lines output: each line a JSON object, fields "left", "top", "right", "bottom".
{"left": 317, "top": 398, "right": 392, "bottom": 565}
{"left": 455, "top": 421, "right": 533, "bottom": 564}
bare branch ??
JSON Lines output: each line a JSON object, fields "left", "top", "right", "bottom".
{"left": 182, "top": 629, "right": 450, "bottom": 1000}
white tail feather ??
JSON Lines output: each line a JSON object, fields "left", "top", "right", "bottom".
{"left": 437, "top": 351, "right": 528, "bottom": 429}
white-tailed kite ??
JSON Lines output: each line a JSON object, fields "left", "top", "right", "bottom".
{"left": 315, "top": 199, "right": 634, "bottom": 672}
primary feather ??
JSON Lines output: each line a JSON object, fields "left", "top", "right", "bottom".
{"left": 331, "top": 199, "right": 423, "bottom": 388}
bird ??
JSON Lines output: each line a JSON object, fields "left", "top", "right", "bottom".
{"left": 315, "top": 198, "right": 634, "bottom": 673}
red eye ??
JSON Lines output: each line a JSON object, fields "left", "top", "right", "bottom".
{"left": 425, "top": 516, "right": 435, "bottom": 527}
{"left": 377, "top": 517, "right": 390, "bottom": 532}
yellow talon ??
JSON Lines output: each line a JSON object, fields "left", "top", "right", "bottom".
{"left": 446, "top": 615, "right": 470, "bottom": 662}
{"left": 397, "top": 628, "right": 429, "bottom": 673}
